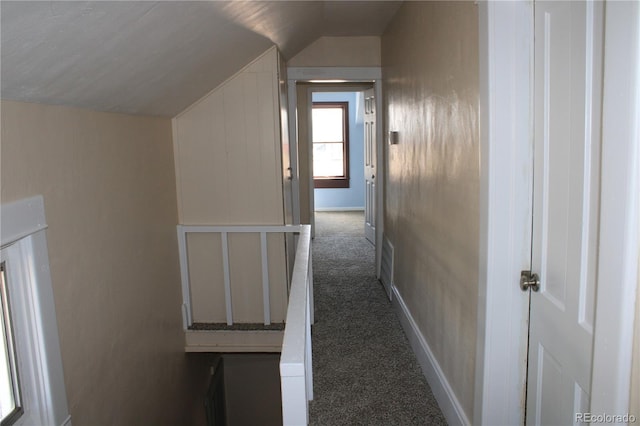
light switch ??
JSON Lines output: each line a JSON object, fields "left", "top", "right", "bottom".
{"left": 388, "top": 130, "right": 399, "bottom": 145}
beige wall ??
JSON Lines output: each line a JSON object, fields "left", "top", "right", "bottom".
{"left": 173, "top": 47, "right": 288, "bottom": 323}
{"left": 288, "top": 36, "right": 381, "bottom": 67}
{"left": 1, "top": 100, "right": 209, "bottom": 424}
{"left": 223, "top": 354, "right": 282, "bottom": 425}
{"left": 381, "top": 1, "right": 479, "bottom": 418}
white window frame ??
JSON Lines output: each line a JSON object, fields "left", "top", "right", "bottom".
{"left": 0, "top": 196, "right": 71, "bottom": 426}
{"left": 0, "top": 262, "right": 24, "bottom": 424}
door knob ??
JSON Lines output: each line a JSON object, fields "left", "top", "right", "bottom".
{"left": 520, "top": 270, "right": 540, "bottom": 292}
{"left": 372, "top": 174, "right": 375, "bottom": 179}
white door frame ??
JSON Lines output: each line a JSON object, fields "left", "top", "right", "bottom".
{"left": 475, "top": 1, "right": 640, "bottom": 424}
{"left": 287, "top": 67, "right": 385, "bottom": 277}
{"left": 474, "top": 2, "right": 533, "bottom": 424}
{"left": 590, "top": 0, "right": 640, "bottom": 414}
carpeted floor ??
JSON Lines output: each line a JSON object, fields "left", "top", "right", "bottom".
{"left": 309, "top": 211, "right": 447, "bottom": 426}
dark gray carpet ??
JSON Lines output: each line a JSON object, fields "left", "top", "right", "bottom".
{"left": 309, "top": 211, "right": 447, "bottom": 426}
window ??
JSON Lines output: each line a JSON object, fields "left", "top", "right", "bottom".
{"left": 0, "top": 264, "right": 22, "bottom": 426}
{"left": 0, "top": 196, "right": 71, "bottom": 425}
{"left": 312, "top": 102, "right": 349, "bottom": 188}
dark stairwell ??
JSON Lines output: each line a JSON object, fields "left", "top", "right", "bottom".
{"left": 309, "top": 211, "right": 447, "bottom": 425}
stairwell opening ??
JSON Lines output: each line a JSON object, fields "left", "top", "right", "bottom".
{"left": 203, "top": 353, "right": 282, "bottom": 426}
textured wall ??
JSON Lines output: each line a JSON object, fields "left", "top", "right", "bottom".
{"left": 0, "top": 100, "right": 208, "bottom": 424}
{"left": 313, "top": 92, "right": 365, "bottom": 210}
{"left": 288, "top": 36, "right": 381, "bottom": 67}
{"left": 381, "top": 1, "right": 479, "bottom": 417}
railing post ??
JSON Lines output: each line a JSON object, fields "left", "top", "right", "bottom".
{"left": 305, "top": 277, "right": 314, "bottom": 400}
{"left": 177, "top": 226, "right": 192, "bottom": 329}
{"left": 260, "top": 231, "right": 271, "bottom": 325}
{"left": 221, "top": 232, "right": 233, "bottom": 326}
{"left": 281, "top": 375, "right": 308, "bottom": 425}
{"left": 308, "top": 246, "right": 314, "bottom": 325}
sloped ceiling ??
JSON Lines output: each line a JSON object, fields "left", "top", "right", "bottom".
{"left": 1, "top": 1, "right": 401, "bottom": 117}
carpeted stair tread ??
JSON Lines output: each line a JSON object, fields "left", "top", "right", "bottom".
{"left": 189, "top": 322, "right": 285, "bottom": 331}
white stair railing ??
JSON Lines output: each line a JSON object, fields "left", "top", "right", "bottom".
{"left": 176, "top": 224, "right": 314, "bottom": 424}
{"left": 280, "top": 224, "right": 313, "bottom": 425}
{"left": 176, "top": 224, "right": 304, "bottom": 327}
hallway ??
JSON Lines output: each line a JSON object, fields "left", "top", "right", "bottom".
{"left": 309, "top": 211, "right": 447, "bottom": 425}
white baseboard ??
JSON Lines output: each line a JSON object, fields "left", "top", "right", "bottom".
{"left": 392, "top": 285, "right": 471, "bottom": 426}
{"left": 314, "top": 207, "right": 364, "bottom": 212}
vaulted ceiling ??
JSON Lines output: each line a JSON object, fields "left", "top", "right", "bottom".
{"left": 1, "top": 1, "right": 401, "bottom": 117}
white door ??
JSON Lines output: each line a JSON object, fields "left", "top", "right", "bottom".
{"left": 526, "top": 1, "right": 604, "bottom": 424}
{"left": 364, "top": 88, "right": 376, "bottom": 244}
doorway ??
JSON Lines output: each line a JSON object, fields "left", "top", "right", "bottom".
{"left": 293, "top": 82, "right": 378, "bottom": 243}
{"left": 287, "top": 68, "right": 384, "bottom": 277}
{"left": 475, "top": 2, "right": 640, "bottom": 424}
{"left": 307, "top": 88, "right": 373, "bottom": 245}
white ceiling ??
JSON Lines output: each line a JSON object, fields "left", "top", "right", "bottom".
{"left": 1, "top": 1, "right": 401, "bottom": 117}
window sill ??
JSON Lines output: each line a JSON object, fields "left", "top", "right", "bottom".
{"left": 314, "top": 178, "right": 350, "bottom": 189}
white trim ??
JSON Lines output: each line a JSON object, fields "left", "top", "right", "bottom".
{"left": 0, "top": 196, "right": 71, "bottom": 426}
{"left": 308, "top": 243, "right": 314, "bottom": 326}
{"left": 578, "top": 0, "right": 604, "bottom": 333}
{"left": 179, "top": 224, "right": 302, "bottom": 234}
{"left": 287, "top": 67, "right": 381, "bottom": 82}
{"left": 305, "top": 86, "right": 316, "bottom": 237}
{"left": 0, "top": 195, "right": 48, "bottom": 247}
{"left": 308, "top": 85, "right": 373, "bottom": 93}
{"left": 287, "top": 78, "right": 301, "bottom": 226}
{"left": 313, "top": 207, "right": 364, "bottom": 212}
{"left": 590, "top": 0, "right": 640, "bottom": 414}
{"left": 474, "top": 2, "right": 533, "bottom": 425}
{"left": 392, "top": 286, "right": 470, "bottom": 426}
{"left": 374, "top": 80, "right": 384, "bottom": 279}
{"left": 185, "top": 330, "right": 284, "bottom": 353}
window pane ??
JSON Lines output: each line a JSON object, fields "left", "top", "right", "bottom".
{"left": 313, "top": 143, "right": 344, "bottom": 177}
{"left": 312, "top": 108, "right": 344, "bottom": 142}
{"left": 0, "top": 265, "right": 21, "bottom": 425}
